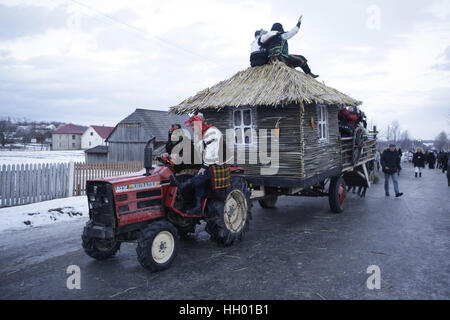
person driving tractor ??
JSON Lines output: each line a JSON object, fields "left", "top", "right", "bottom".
{"left": 162, "top": 123, "right": 182, "bottom": 158}
{"left": 170, "top": 112, "right": 230, "bottom": 215}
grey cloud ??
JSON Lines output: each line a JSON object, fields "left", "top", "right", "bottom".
{"left": 0, "top": 4, "right": 69, "bottom": 39}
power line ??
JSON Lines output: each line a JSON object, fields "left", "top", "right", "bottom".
{"left": 65, "top": 0, "right": 216, "bottom": 62}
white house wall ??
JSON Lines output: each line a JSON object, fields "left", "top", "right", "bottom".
{"left": 81, "top": 127, "right": 107, "bottom": 149}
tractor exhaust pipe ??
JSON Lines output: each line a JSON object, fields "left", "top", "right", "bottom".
{"left": 144, "top": 138, "right": 155, "bottom": 176}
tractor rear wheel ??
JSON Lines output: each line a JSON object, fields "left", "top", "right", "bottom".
{"left": 205, "top": 176, "right": 252, "bottom": 246}
{"left": 82, "top": 225, "right": 121, "bottom": 260}
{"left": 328, "top": 176, "right": 346, "bottom": 213}
{"left": 136, "top": 220, "right": 179, "bottom": 272}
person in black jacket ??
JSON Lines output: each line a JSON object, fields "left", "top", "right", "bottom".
{"left": 380, "top": 144, "right": 403, "bottom": 197}
{"left": 162, "top": 124, "right": 182, "bottom": 157}
{"left": 412, "top": 147, "right": 425, "bottom": 178}
{"left": 427, "top": 151, "right": 436, "bottom": 169}
{"left": 443, "top": 152, "right": 450, "bottom": 186}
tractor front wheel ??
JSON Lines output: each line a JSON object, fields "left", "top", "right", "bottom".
{"left": 82, "top": 225, "right": 121, "bottom": 260}
{"left": 136, "top": 221, "right": 179, "bottom": 272}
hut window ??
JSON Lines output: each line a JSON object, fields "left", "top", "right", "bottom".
{"left": 318, "top": 105, "right": 328, "bottom": 142}
{"left": 233, "top": 109, "right": 253, "bottom": 145}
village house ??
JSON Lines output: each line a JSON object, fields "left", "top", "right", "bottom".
{"left": 81, "top": 125, "right": 114, "bottom": 150}
{"left": 51, "top": 123, "right": 85, "bottom": 150}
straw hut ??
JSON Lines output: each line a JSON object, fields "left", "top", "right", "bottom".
{"left": 170, "top": 60, "right": 362, "bottom": 186}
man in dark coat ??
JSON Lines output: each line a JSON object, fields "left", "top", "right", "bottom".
{"left": 427, "top": 152, "right": 436, "bottom": 169}
{"left": 380, "top": 144, "right": 403, "bottom": 197}
{"left": 442, "top": 152, "right": 450, "bottom": 186}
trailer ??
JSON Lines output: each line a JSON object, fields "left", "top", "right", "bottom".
{"left": 170, "top": 60, "right": 377, "bottom": 212}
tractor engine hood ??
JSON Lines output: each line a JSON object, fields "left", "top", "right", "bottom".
{"left": 92, "top": 165, "right": 173, "bottom": 192}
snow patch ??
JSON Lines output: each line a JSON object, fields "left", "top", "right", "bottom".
{"left": 0, "top": 196, "right": 89, "bottom": 232}
{"left": 0, "top": 150, "right": 85, "bottom": 165}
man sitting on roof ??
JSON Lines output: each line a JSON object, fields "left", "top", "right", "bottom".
{"left": 170, "top": 113, "right": 230, "bottom": 216}
{"left": 260, "top": 15, "right": 319, "bottom": 78}
{"left": 250, "top": 29, "right": 268, "bottom": 67}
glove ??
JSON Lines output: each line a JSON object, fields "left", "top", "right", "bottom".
{"left": 297, "top": 15, "right": 303, "bottom": 27}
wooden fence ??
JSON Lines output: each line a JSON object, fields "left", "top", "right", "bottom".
{"left": 73, "top": 161, "right": 143, "bottom": 196}
{"left": 0, "top": 161, "right": 144, "bottom": 207}
{"left": 0, "top": 163, "right": 72, "bottom": 207}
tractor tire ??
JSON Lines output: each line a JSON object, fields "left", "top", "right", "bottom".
{"left": 136, "top": 220, "right": 179, "bottom": 272}
{"left": 258, "top": 195, "right": 278, "bottom": 208}
{"left": 82, "top": 225, "right": 121, "bottom": 260}
{"left": 205, "top": 176, "right": 252, "bottom": 246}
{"left": 328, "top": 176, "right": 346, "bottom": 214}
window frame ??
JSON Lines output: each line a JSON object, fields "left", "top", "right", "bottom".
{"left": 232, "top": 108, "right": 254, "bottom": 146}
{"left": 317, "top": 105, "right": 329, "bottom": 143}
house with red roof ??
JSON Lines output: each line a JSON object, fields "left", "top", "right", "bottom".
{"left": 81, "top": 125, "right": 114, "bottom": 150}
{"left": 51, "top": 123, "right": 86, "bottom": 150}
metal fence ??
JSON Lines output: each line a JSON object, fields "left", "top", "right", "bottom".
{"left": 0, "top": 161, "right": 143, "bottom": 207}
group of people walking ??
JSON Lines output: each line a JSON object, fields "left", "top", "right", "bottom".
{"left": 411, "top": 148, "right": 449, "bottom": 175}
{"left": 379, "top": 145, "right": 450, "bottom": 196}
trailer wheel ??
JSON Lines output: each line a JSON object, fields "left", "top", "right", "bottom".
{"left": 329, "top": 176, "right": 346, "bottom": 213}
{"left": 205, "top": 176, "right": 252, "bottom": 246}
{"left": 136, "top": 221, "right": 179, "bottom": 272}
{"left": 352, "top": 127, "right": 364, "bottom": 165}
{"left": 258, "top": 195, "right": 278, "bottom": 208}
{"left": 82, "top": 227, "right": 121, "bottom": 260}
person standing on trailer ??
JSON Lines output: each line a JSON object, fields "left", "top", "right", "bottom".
{"left": 381, "top": 144, "right": 403, "bottom": 197}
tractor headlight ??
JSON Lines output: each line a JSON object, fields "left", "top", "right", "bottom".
{"left": 89, "top": 195, "right": 96, "bottom": 202}
{"left": 103, "top": 197, "right": 109, "bottom": 204}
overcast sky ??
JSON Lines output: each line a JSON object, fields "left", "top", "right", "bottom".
{"left": 0, "top": 0, "right": 449, "bottom": 140}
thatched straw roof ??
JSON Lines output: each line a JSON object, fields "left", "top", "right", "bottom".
{"left": 170, "top": 60, "right": 361, "bottom": 114}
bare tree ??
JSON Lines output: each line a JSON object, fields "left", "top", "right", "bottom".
{"left": 0, "top": 119, "right": 16, "bottom": 147}
{"left": 434, "top": 131, "right": 448, "bottom": 151}
{"left": 399, "top": 130, "right": 412, "bottom": 150}
{"left": 386, "top": 120, "right": 400, "bottom": 143}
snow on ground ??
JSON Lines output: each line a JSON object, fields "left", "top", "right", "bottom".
{"left": 0, "top": 150, "right": 85, "bottom": 165}
{"left": 0, "top": 196, "right": 88, "bottom": 232}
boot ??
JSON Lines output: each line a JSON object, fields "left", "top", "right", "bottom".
{"left": 170, "top": 175, "right": 192, "bottom": 190}
{"left": 301, "top": 63, "right": 319, "bottom": 78}
{"left": 415, "top": 172, "right": 418, "bottom": 178}
{"left": 186, "top": 196, "right": 202, "bottom": 216}
{"left": 419, "top": 172, "right": 422, "bottom": 178}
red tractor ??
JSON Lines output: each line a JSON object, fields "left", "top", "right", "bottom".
{"left": 81, "top": 144, "right": 252, "bottom": 271}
